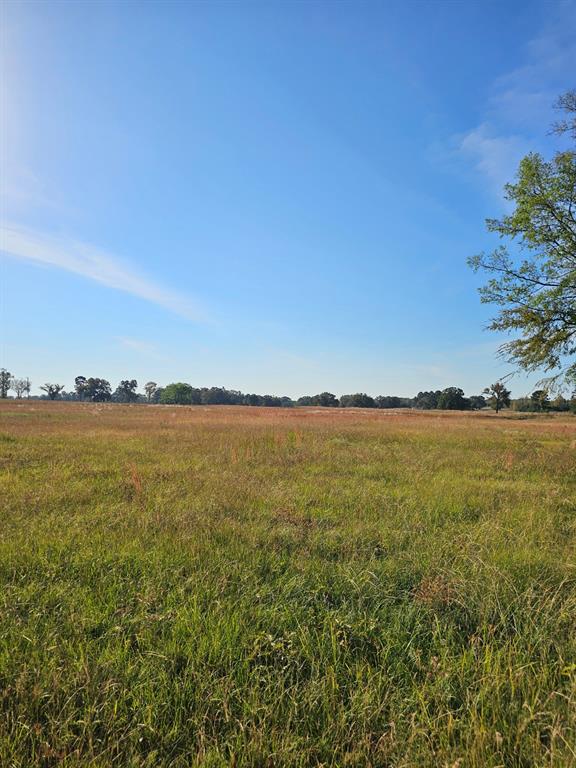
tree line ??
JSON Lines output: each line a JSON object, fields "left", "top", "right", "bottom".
{"left": 296, "top": 385, "right": 573, "bottom": 413}
{"left": 1, "top": 369, "right": 574, "bottom": 413}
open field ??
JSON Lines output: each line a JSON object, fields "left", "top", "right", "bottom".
{"left": 0, "top": 402, "right": 575, "bottom": 767}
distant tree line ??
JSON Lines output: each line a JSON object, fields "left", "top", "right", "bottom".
{"left": 298, "top": 387, "right": 489, "bottom": 410}
{"left": 157, "top": 382, "right": 293, "bottom": 408}
{"left": 1, "top": 369, "right": 574, "bottom": 412}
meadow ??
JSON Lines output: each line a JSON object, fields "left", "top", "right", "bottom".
{"left": 0, "top": 401, "right": 574, "bottom": 767}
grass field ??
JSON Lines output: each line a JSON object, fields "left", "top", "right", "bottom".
{"left": 0, "top": 402, "right": 575, "bottom": 767}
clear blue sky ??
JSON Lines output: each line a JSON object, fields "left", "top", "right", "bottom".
{"left": 1, "top": 0, "right": 574, "bottom": 398}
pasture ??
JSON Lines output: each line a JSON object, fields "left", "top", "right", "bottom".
{"left": 0, "top": 402, "right": 575, "bottom": 767}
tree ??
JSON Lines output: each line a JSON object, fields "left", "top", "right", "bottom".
{"left": 375, "top": 395, "right": 412, "bottom": 409}
{"left": 76, "top": 377, "right": 111, "bottom": 402}
{"left": 469, "top": 91, "right": 576, "bottom": 390}
{"left": 75, "top": 376, "right": 88, "bottom": 400}
{"left": 113, "top": 379, "right": 138, "bottom": 403}
{"left": 437, "top": 387, "right": 470, "bottom": 410}
{"left": 201, "top": 387, "right": 233, "bottom": 405}
{"left": 40, "top": 383, "right": 64, "bottom": 400}
{"left": 511, "top": 396, "right": 533, "bottom": 412}
{"left": 550, "top": 394, "right": 570, "bottom": 412}
{"left": 0, "top": 369, "right": 11, "bottom": 398}
{"left": 469, "top": 394, "right": 487, "bottom": 410}
{"left": 23, "top": 378, "right": 31, "bottom": 398}
{"left": 551, "top": 89, "right": 576, "bottom": 140}
{"left": 88, "top": 379, "right": 112, "bottom": 402}
{"left": 144, "top": 381, "right": 158, "bottom": 402}
{"left": 297, "top": 392, "right": 339, "bottom": 407}
{"left": 296, "top": 395, "right": 314, "bottom": 406}
{"left": 160, "top": 382, "right": 196, "bottom": 405}
{"left": 339, "top": 393, "right": 376, "bottom": 408}
{"left": 11, "top": 378, "right": 28, "bottom": 398}
{"left": 530, "top": 389, "right": 550, "bottom": 412}
{"left": 316, "top": 392, "right": 339, "bottom": 407}
{"left": 483, "top": 382, "right": 511, "bottom": 414}
{"left": 414, "top": 390, "right": 442, "bottom": 410}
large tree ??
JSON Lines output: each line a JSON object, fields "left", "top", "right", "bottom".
{"left": 469, "top": 90, "right": 576, "bottom": 390}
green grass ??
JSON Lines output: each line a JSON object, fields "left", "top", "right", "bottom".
{"left": 0, "top": 402, "right": 575, "bottom": 767}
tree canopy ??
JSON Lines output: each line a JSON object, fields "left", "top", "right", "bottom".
{"left": 113, "top": 380, "right": 139, "bottom": 403}
{"left": 469, "top": 90, "right": 576, "bottom": 390}
{"left": 483, "top": 382, "right": 511, "bottom": 414}
{"left": 437, "top": 387, "right": 469, "bottom": 410}
{"left": 160, "top": 383, "right": 196, "bottom": 405}
{"left": 75, "top": 376, "right": 112, "bottom": 402}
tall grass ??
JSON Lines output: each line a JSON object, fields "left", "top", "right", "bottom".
{"left": 0, "top": 402, "right": 574, "bottom": 766}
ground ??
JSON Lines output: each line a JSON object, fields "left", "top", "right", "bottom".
{"left": 0, "top": 402, "right": 575, "bottom": 767}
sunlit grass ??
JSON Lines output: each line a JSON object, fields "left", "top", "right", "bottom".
{"left": 0, "top": 402, "right": 575, "bottom": 766}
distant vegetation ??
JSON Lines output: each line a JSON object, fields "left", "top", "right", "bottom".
{"left": 1, "top": 368, "right": 574, "bottom": 413}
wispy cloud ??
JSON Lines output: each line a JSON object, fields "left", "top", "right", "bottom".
{"left": 0, "top": 224, "right": 209, "bottom": 322}
{"left": 490, "top": 5, "right": 576, "bottom": 131}
{"left": 458, "top": 124, "right": 529, "bottom": 196}
{"left": 456, "top": 2, "right": 576, "bottom": 198}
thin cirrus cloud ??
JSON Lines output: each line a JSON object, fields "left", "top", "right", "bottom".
{"left": 456, "top": 2, "right": 575, "bottom": 198}
{"left": 458, "top": 124, "right": 529, "bottom": 197}
{"left": 0, "top": 224, "right": 209, "bottom": 322}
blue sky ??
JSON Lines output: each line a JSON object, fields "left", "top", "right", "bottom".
{"left": 1, "top": 0, "right": 575, "bottom": 398}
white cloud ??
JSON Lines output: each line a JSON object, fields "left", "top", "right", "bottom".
{"left": 458, "top": 124, "right": 529, "bottom": 196}
{"left": 456, "top": 2, "right": 576, "bottom": 196}
{"left": 0, "top": 224, "right": 209, "bottom": 322}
